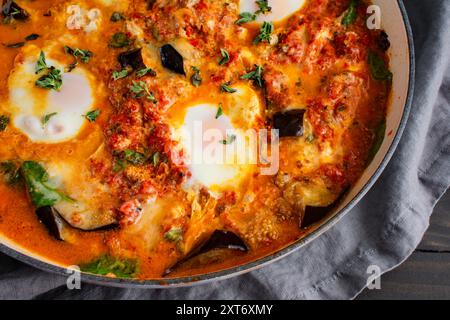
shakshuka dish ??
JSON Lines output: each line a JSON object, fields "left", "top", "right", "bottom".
{"left": 0, "top": 0, "right": 392, "bottom": 279}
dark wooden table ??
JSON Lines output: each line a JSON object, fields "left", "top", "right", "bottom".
{"left": 357, "top": 190, "right": 450, "bottom": 299}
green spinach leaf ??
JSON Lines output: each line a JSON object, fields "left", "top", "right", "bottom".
{"left": 20, "top": 161, "right": 71, "bottom": 208}
{"left": 80, "top": 255, "right": 138, "bottom": 278}
{"left": 342, "top": 0, "right": 358, "bottom": 27}
{"left": 368, "top": 51, "right": 393, "bottom": 81}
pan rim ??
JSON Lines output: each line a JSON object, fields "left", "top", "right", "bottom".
{"left": 0, "top": 0, "right": 416, "bottom": 289}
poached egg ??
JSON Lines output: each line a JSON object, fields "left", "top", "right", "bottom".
{"left": 7, "top": 45, "right": 97, "bottom": 143}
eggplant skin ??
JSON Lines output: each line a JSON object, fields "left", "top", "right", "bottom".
{"left": 36, "top": 206, "right": 118, "bottom": 240}
{"left": 199, "top": 230, "right": 248, "bottom": 254}
{"left": 272, "top": 109, "right": 306, "bottom": 138}
{"left": 36, "top": 206, "right": 67, "bottom": 241}
{"left": 377, "top": 30, "right": 391, "bottom": 52}
{"left": 160, "top": 44, "right": 186, "bottom": 75}
{"left": 164, "top": 230, "right": 248, "bottom": 276}
{"left": 118, "top": 48, "right": 146, "bottom": 71}
{"left": 2, "top": 0, "right": 29, "bottom": 20}
{"left": 301, "top": 188, "right": 349, "bottom": 228}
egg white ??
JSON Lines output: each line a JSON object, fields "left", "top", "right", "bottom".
{"left": 240, "top": 0, "right": 306, "bottom": 24}
{"left": 170, "top": 84, "right": 262, "bottom": 194}
{"left": 7, "top": 45, "right": 96, "bottom": 143}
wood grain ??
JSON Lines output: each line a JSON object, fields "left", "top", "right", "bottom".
{"left": 418, "top": 191, "right": 450, "bottom": 252}
{"left": 357, "top": 190, "right": 450, "bottom": 299}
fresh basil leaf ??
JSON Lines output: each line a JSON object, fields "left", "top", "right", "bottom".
{"left": 235, "top": 12, "right": 256, "bottom": 25}
{"left": 0, "top": 115, "right": 9, "bottom": 131}
{"left": 80, "top": 255, "right": 138, "bottom": 278}
{"left": 35, "top": 67, "right": 63, "bottom": 91}
{"left": 342, "top": 0, "right": 358, "bottom": 27}
{"left": 219, "top": 48, "right": 230, "bottom": 66}
{"left": 109, "top": 32, "right": 130, "bottom": 48}
{"left": 35, "top": 51, "right": 48, "bottom": 74}
{"left": 123, "top": 150, "right": 148, "bottom": 165}
{"left": 255, "top": 0, "right": 272, "bottom": 14}
{"left": 216, "top": 103, "right": 223, "bottom": 119}
{"left": 164, "top": 228, "right": 183, "bottom": 243}
{"left": 85, "top": 109, "right": 101, "bottom": 122}
{"left": 20, "top": 161, "right": 71, "bottom": 208}
{"left": 368, "top": 51, "right": 393, "bottom": 81}
{"left": 112, "top": 69, "right": 129, "bottom": 80}
{"left": 190, "top": 66, "right": 202, "bottom": 87}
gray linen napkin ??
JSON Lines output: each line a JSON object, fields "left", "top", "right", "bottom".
{"left": 0, "top": 0, "right": 449, "bottom": 300}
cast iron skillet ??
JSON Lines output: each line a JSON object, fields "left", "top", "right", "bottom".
{"left": 0, "top": 0, "right": 415, "bottom": 288}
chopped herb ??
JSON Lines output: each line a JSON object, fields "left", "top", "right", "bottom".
{"left": 0, "top": 115, "right": 9, "bottom": 131}
{"left": 220, "top": 82, "right": 237, "bottom": 93}
{"left": 367, "top": 120, "right": 386, "bottom": 164}
{"left": 164, "top": 228, "right": 183, "bottom": 243}
{"left": 0, "top": 161, "right": 21, "bottom": 185}
{"left": 80, "top": 255, "right": 138, "bottom": 278}
{"left": 241, "top": 64, "right": 264, "bottom": 87}
{"left": 337, "top": 105, "right": 347, "bottom": 112}
{"left": 112, "top": 69, "right": 129, "bottom": 80}
{"left": 42, "top": 112, "right": 57, "bottom": 126}
{"left": 221, "top": 134, "right": 237, "bottom": 145}
{"left": 6, "top": 41, "right": 25, "bottom": 48}
{"left": 130, "top": 81, "right": 157, "bottom": 102}
{"left": 151, "top": 26, "right": 161, "bottom": 41}
{"left": 34, "top": 52, "right": 63, "bottom": 90}
{"left": 235, "top": 12, "right": 256, "bottom": 25}
{"left": 219, "top": 48, "right": 230, "bottom": 66}
{"left": 35, "top": 51, "right": 48, "bottom": 74}
{"left": 1, "top": 1, "right": 29, "bottom": 24}
{"left": 20, "top": 161, "right": 73, "bottom": 208}
{"left": 25, "top": 33, "right": 39, "bottom": 41}
{"left": 110, "top": 12, "right": 125, "bottom": 22}
{"left": 85, "top": 109, "right": 101, "bottom": 122}
{"left": 255, "top": 0, "right": 272, "bottom": 14}
{"left": 113, "top": 159, "right": 127, "bottom": 173}
{"left": 109, "top": 32, "right": 130, "bottom": 48}
{"left": 123, "top": 150, "right": 148, "bottom": 165}
{"left": 136, "top": 67, "right": 156, "bottom": 78}
{"left": 368, "top": 51, "right": 393, "bottom": 81}
{"left": 216, "top": 103, "right": 223, "bottom": 119}
{"left": 66, "top": 61, "right": 77, "bottom": 73}
{"left": 342, "top": 0, "right": 358, "bottom": 27}
{"left": 253, "top": 21, "right": 274, "bottom": 44}
{"left": 64, "top": 46, "right": 93, "bottom": 63}
{"left": 152, "top": 152, "right": 160, "bottom": 166}
{"left": 190, "top": 66, "right": 202, "bottom": 87}
{"left": 35, "top": 67, "right": 63, "bottom": 91}
{"left": 305, "top": 134, "right": 315, "bottom": 143}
